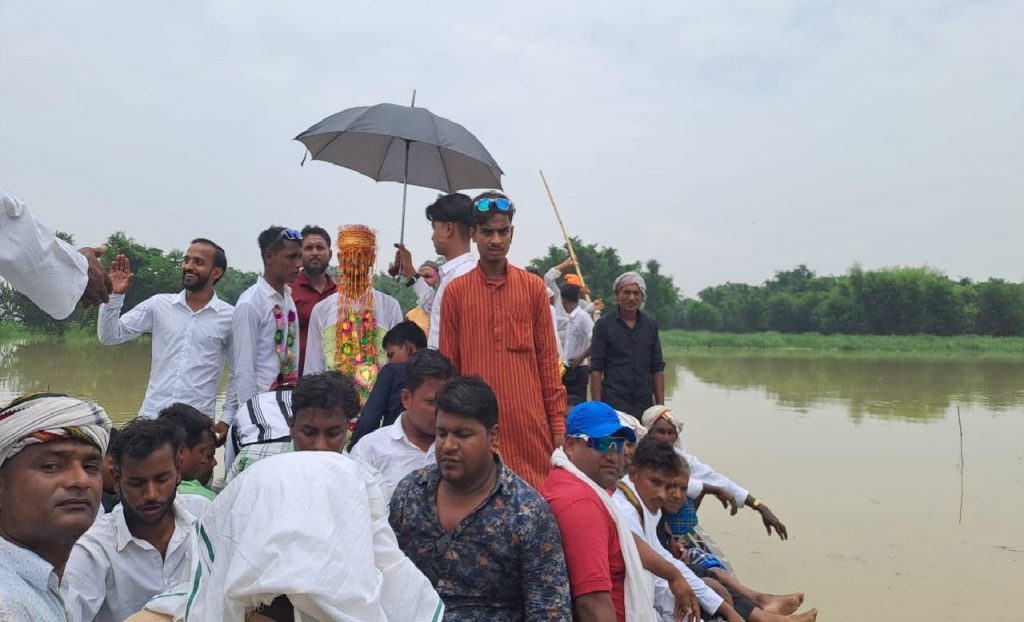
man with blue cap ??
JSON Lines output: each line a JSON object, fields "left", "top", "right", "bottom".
{"left": 541, "top": 401, "right": 700, "bottom": 622}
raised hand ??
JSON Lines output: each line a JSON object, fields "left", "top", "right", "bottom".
{"left": 108, "top": 253, "right": 133, "bottom": 295}
{"left": 78, "top": 245, "right": 112, "bottom": 308}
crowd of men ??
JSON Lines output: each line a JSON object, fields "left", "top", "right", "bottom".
{"left": 0, "top": 186, "right": 817, "bottom": 621}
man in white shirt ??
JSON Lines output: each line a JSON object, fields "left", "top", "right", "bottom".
{"left": 303, "top": 226, "right": 403, "bottom": 403}
{"left": 0, "top": 393, "right": 112, "bottom": 622}
{"left": 65, "top": 418, "right": 212, "bottom": 622}
{"left": 0, "top": 187, "right": 111, "bottom": 319}
{"left": 97, "top": 239, "right": 236, "bottom": 420}
{"left": 349, "top": 348, "right": 454, "bottom": 499}
{"left": 544, "top": 257, "right": 602, "bottom": 339}
{"left": 394, "top": 193, "right": 478, "bottom": 349}
{"left": 561, "top": 283, "right": 595, "bottom": 404}
{"left": 227, "top": 227, "right": 303, "bottom": 437}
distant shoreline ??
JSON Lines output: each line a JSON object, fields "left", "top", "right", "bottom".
{"left": 4, "top": 323, "right": 1024, "bottom": 358}
{"left": 661, "top": 330, "right": 1024, "bottom": 357}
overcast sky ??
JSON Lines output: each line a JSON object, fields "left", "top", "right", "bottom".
{"left": 1, "top": 0, "right": 1021, "bottom": 297}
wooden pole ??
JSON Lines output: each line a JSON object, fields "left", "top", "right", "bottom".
{"left": 540, "top": 170, "right": 592, "bottom": 303}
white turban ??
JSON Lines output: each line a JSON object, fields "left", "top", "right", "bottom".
{"left": 616, "top": 410, "right": 647, "bottom": 441}
{"left": 641, "top": 405, "right": 686, "bottom": 454}
{"left": 613, "top": 272, "right": 647, "bottom": 309}
{"left": 0, "top": 393, "right": 112, "bottom": 467}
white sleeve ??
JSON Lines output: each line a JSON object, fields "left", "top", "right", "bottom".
{"left": 385, "top": 295, "right": 404, "bottom": 330}
{"left": 304, "top": 303, "right": 327, "bottom": 375}
{"left": 231, "top": 301, "right": 262, "bottom": 411}
{"left": 411, "top": 278, "right": 435, "bottom": 312}
{"left": 96, "top": 293, "right": 153, "bottom": 345}
{"left": 62, "top": 537, "right": 110, "bottom": 622}
{"left": 684, "top": 451, "right": 750, "bottom": 506}
{"left": 221, "top": 330, "right": 239, "bottom": 423}
{"left": 0, "top": 189, "right": 89, "bottom": 320}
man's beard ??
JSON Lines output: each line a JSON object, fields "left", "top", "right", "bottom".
{"left": 122, "top": 486, "right": 177, "bottom": 528}
{"left": 182, "top": 271, "right": 210, "bottom": 292}
{"left": 303, "top": 263, "right": 327, "bottom": 277}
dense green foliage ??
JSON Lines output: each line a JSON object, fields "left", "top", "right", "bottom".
{"left": 660, "top": 330, "right": 1024, "bottom": 356}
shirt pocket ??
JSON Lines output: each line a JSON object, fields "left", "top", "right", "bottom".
{"left": 504, "top": 311, "right": 534, "bottom": 352}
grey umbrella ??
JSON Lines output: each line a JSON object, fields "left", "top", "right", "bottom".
{"left": 295, "top": 101, "right": 503, "bottom": 242}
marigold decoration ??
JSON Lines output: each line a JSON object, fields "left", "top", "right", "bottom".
{"left": 334, "top": 224, "right": 381, "bottom": 403}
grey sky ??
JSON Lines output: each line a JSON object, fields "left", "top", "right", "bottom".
{"left": 1, "top": 0, "right": 1021, "bottom": 298}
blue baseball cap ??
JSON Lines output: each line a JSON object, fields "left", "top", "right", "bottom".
{"left": 566, "top": 402, "right": 637, "bottom": 443}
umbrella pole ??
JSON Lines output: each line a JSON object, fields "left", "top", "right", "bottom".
{"left": 540, "top": 170, "right": 592, "bottom": 303}
{"left": 400, "top": 140, "right": 410, "bottom": 245}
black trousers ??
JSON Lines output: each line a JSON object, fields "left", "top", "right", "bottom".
{"left": 562, "top": 364, "right": 590, "bottom": 405}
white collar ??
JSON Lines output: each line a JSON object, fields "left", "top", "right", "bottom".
{"left": 257, "top": 276, "right": 291, "bottom": 299}
{"left": 439, "top": 252, "right": 475, "bottom": 276}
{"left": 113, "top": 499, "right": 196, "bottom": 553}
{"left": 386, "top": 413, "right": 434, "bottom": 452}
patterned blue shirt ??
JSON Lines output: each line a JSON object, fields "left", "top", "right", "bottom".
{"left": 389, "top": 459, "right": 572, "bottom": 621}
{"left": 0, "top": 536, "right": 70, "bottom": 621}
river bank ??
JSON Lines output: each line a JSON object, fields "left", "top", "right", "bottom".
{"left": 661, "top": 330, "right": 1024, "bottom": 357}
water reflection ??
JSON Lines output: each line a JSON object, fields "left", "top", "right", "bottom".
{"left": 0, "top": 339, "right": 154, "bottom": 424}
{"left": 669, "top": 351, "right": 1024, "bottom": 422}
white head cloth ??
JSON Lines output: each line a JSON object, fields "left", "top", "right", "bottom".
{"left": 143, "top": 451, "right": 443, "bottom": 622}
{"left": 0, "top": 393, "right": 111, "bottom": 467}
{"left": 617, "top": 411, "right": 647, "bottom": 441}
{"left": 641, "top": 405, "right": 686, "bottom": 454}
{"left": 613, "top": 272, "right": 647, "bottom": 310}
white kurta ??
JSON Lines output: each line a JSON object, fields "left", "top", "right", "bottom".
{"left": 303, "top": 289, "right": 404, "bottom": 375}
{"left": 0, "top": 188, "right": 88, "bottom": 320}
{"left": 97, "top": 291, "right": 236, "bottom": 419}
{"left": 420, "top": 251, "right": 476, "bottom": 349}
{"left": 63, "top": 496, "right": 211, "bottom": 622}
{"left": 230, "top": 277, "right": 299, "bottom": 424}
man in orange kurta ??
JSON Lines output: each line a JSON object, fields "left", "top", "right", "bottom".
{"left": 439, "top": 192, "right": 567, "bottom": 489}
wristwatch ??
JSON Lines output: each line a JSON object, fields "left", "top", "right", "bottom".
{"left": 404, "top": 276, "right": 419, "bottom": 287}
{"left": 751, "top": 498, "right": 762, "bottom": 510}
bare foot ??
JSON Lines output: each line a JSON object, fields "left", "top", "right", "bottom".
{"left": 757, "top": 592, "right": 805, "bottom": 615}
{"left": 752, "top": 607, "right": 817, "bottom": 622}
{"left": 790, "top": 608, "right": 817, "bottom": 622}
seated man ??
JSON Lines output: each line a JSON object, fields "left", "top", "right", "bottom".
{"left": 0, "top": 393, "right": 112, "bottom": 621}
{"left": 389, "top": 376, "right": 572, "bottom": 620}
{"left": 349, "top": 320, "right": 427, "bottom": 447}
{"left": 349, "top": 349, "right": 453, "bottom": 499}
{"left": 157, "top": 403, "right": 218, "bottom": 500}
{"left": 642, "top": 406, "right": 788, "bottom": 541}
{"left": 65, "top": 418, "right": 212, "bottom": 622}
{"left": 224, "top": 386, "right": 293, "bottom": 483}
{"left": 659, "top": 472, "right": 810, "bottom": 621}
{"left": 540, "top": 401, "right": 699, "bottom": 622}
{"left": 131, "top": 452, "right": 443, "bottom": 621}
{"left": 226, "top": 371, "right": 360, "bottom": 482}
{"left": 613, "top": 438, "right": 818, "bottom": 622}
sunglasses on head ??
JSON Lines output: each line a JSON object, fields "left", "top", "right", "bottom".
{"left": 273, "top": 228, "right": 302, "bottom": 245}
{"left": 569, "top": 434, "right": 627, "bottom": 454}
{"left": 474, "top": 197, "right": 512, "bottom": 212}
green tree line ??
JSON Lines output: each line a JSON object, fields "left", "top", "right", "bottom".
{"left": 5, "top": 233, "right": 1023, "bottom": 338}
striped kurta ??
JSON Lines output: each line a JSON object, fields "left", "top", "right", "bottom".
{"left": 440, "top": 264, "right": 568, "bottom": 489}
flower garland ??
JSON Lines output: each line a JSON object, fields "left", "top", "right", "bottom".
{"left": 333, "top": 225, "right": 381, "bottom": 404}
{"left": 273, "top": 303, "right": 297, "bottom": 382}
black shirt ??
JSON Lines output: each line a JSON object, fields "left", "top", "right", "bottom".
{"left": 590, "top": 307, "right": 665, "bottom": 416}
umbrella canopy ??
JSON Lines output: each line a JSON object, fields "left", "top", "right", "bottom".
{"left": 295, "top": 103, "right": 503, "bottom": 192}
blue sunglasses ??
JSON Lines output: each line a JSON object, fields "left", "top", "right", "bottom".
{"left": 474, "top": 197, "right": 512, "bottom": 212}
{"left": 273, "top": 228, "right": 302, "bottom": 244}
{"left": 569, "top": 434, "right": 628, "bottom": 454}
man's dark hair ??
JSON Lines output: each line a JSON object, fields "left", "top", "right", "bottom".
{"left": 157, "top": 403, "right": 215, "bottom": 450}
{"left": 435, "top": 375, "right": 498, "bottom": 429}
{"left": 425, "top": 193, "right": 475, "bottom": 239}
{"left": 257, "top": 226, "right": 296, "bottom": 259}
{"left": 301, "top": 225, "right": 332, "bottom": 248}
{"left": 405, "top": 349, "right": 456, "bottom": 395}
{"left": 560, "top": 283, "right": 581, "bottom": 304}
{"left": 382, "top": 321, "right": 427, "bottom": 351}
{"left": 630, "top": 437, "right": 684, "bottom": 476}
{"left": 106, "top": 426, "right": 119, "bottom": 456}
{"left": 109, "top": 418, "right": 185, "bottom": 468}
{"left": 471, "top": 190, "right": 515, "bottom": 225}
{"left": 292, "top": 371, "right": 361, "bottom": 421}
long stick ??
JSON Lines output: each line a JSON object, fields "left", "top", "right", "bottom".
{"left": 539, "top": 170, "right": 592, "bottom": 303}
{"left": 957, "top": 405, "right": 965, "bottom": 525}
